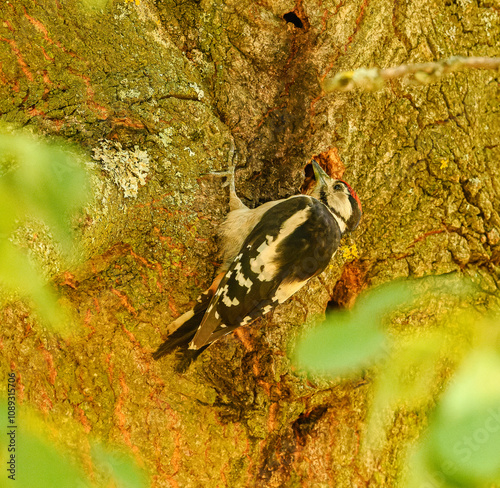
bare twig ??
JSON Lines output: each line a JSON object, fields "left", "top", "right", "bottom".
{"left": 322, "top": 56, "right": 500, "bottom": 92}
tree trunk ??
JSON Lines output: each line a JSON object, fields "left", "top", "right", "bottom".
{"left": 1, "top": 0, "right": 499, "bottom": 486}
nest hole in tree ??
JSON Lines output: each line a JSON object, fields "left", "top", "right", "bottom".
{"left": 283, "top": 11, "right": 304, "bottom": 28}
{"left": 326, "top": 298, "right": 341, "bottom": 312}
{"left": 300, "top": 162, "right": 315, "bottom": 194}
{"left": 292, "top": 406, "right": 328, "bottom": 445}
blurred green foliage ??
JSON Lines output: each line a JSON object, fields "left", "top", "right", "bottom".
{"left": 92, "top": 444, "right": 150, "bottom": 488}
{"left": 0, "top": 127, "right": 89, "bottom": 330}
{"left": 293, "top": 281, "right": 413, "bottom": 375}
{"left": 0, "top": 127, "right": 148, "bottom": 486}
{"left": 294, "top": 277, "right": 500, "bottom": 487}
{"left": 0, "top": 401, "right": 149, "bottom": 488}
{"left": 419, "top": 349, "right": 500, "bottom": 487}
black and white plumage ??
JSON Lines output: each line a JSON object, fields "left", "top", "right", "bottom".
{"left": 153, "top": 160, "right": 362, "bottom": 370}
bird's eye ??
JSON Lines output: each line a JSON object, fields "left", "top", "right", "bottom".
{"left": 333, "top": 183, "right": 343, "bottom": 191}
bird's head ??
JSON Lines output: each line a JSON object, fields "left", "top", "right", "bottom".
{"left": 304, "top": 160, "right": 362, "bottom": 232}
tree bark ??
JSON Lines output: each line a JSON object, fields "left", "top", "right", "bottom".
{"left": 1, "top": 0, "right": 499, "bottom": 486}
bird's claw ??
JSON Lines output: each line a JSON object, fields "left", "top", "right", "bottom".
{"left": 203, "top": 140, "right": 237, "bottom": 187}
{"left": 202, "top": 139, "right": 244, "bottom": 210}
{"left": 203, "top": 168, "right": 233, "bottom": 186}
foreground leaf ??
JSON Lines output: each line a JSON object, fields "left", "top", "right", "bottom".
{"left": 0, "top": 128, "right": 90, "bottom": 329}
{"left": 294, "top": 281, "right": 413, "bottom": 375}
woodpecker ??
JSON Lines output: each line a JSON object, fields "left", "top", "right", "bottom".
{"left": 153, "top": 159, "right": 362, "bottom": 371}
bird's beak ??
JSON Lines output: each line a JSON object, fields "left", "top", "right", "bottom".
{"left": 311, "top": 160, "right": 330, "bottom": 186}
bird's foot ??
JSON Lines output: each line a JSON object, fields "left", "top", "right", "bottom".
{"left": 204, "top": 139, "right": 245, "bottom": 211}
{"left": 211, "top": 139, "right": 237, "bottom": 187}
{"left": 209, "top": 166, "right": 235, "bottom": 188}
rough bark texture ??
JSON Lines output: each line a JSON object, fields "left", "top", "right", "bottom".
{"left": 1, "top": 0, "right": 499, "bottom": 486}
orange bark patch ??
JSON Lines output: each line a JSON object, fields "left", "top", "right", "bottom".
{"left": 346, "top": 0, "right": 369, "bottom": 47}
{"left": 407, "top": 228, "right": 446, "bottom": 248}
{"left": 23, "top": 9, "right": 52, "bottom": 43}
{"left": 40, "top": 46, "right": 54, "bottom": 61}
{"left": 23, "top": 8, "right": 77, "bottom": 57}
{"left": 267, "top": 402, "right": 279, "bottom": 431}
{"left": 111, "top": 116, "right": 145, "bottom": 129}
{"left": 111, "top": 288, "right": 137, "bottom": 316}
{"left": 39, "top": 388, "right": 54, "bottom": 413}
{"left": 0, "top": 37, "right": 33, "bottom": 81}
{"left": 61, "top": 271, "right": 77, "bottom": 289}
{"left": 330, "top": 261, "right": 367, "bottom": 309}
{"left": 234, "top": 328, "right": 254, "bottom": 352}
{"left": 301, "top": 148, "right": 346, "bottom": 193}
{"left": 115, "top": 373, "right": 140, "bottom": 454}
{"left": 105, "top": 353, "right": 114, "bottom": 385}
{"left": 75, "top": 405, "right": 92, "bottom": 433}
{"left": 39, "top": 345, "right": 57, "bottom": 385}
{"left": 312, "top": 147, "right": 346, "bottom": 179}
{"left": 3, "top": 20, "right": 15, "bottom": 32}
{"left": 69, "top": 70, "right": 110, "bottom": 120}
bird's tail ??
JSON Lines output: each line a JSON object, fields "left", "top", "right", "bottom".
{"left": 152, "top": 290, "right": 212, "bottom": 372}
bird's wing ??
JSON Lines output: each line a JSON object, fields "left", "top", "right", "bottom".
{"left": 190, "top": 196, "right": 340, "bottom": 349}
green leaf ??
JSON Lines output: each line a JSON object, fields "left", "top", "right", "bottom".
{"left": 0, "top": 133, "right": 88, "bottom": 254}
{"left": 0, "top": 127, "right": 89, "bottom": 329}
{"left": 364, "top": 332, "right": 446, "bottom": 451}
{"left": 424, "top": 350, "right": 500, "bottom": 486}
{"left": 293, "top": 281, "right": 414, "bottom": 376}
{"left": 351, "top": 279, "right": 414, "bottom": 325}
{"left": 294, "top": 312, "right": 387, "bottom": 375}
{"left": 0, "top": 401, "right": 149, "bottom": 488}
{"left": 0, "top": 241, "right": 68, "bottom": 330}
{"left": 17, "top": 433, "right": 91, "bottom": 488}
{"left": 0, "top": 402, "right": 90, "bottom": 488}
{"left": 91, "top": 444, "right": 149, "bottom": 488}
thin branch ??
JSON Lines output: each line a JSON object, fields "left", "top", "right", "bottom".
{"left": 322, "top": 56, "right": 500, "bottom": 92}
